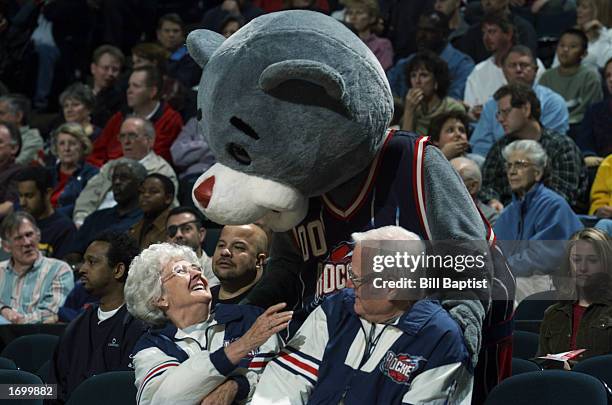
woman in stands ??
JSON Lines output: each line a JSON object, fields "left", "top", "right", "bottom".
{"left": 48, "top": 122, "right": 99, "bottom": 218}
{"left": 59, "top": 83, "right": 101, "bottom": 142}
{"left": 401, "top": 50, "right": 465, "bottom": 136}
{"left": 125, "top": 243, "right": 290, "bottom": 405}
{"left": 538, "top": 228, "right": 612, "bottom": 363}
{"left": 428, "top": 110, "right": 484, "bottom": 166}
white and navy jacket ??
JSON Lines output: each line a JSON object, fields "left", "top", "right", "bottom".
{"left": 132, "top": 304, "right": 282, "bottom": 405}
{"left": 252, "top": 291, "right": 473, "bottom": 405}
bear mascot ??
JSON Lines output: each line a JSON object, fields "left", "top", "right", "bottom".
{"left": 186, "top": 10, "right": 514, "bottom": 403}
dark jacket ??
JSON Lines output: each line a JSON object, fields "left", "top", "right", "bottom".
{"left": 47, "top": 304, "right": 146, "bottom": 404}
{"left": 538, "top": 300, "right": 612, "bottom": 361}
{"left": 51, "top": 161, "right": 99, "bottom": 219}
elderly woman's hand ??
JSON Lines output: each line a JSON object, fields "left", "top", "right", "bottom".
{"left": 224, "top": 303, "right": 293, "bottom": 364}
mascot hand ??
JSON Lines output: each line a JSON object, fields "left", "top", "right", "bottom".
{"left": 442, "top": 299, "right": 484, "bottom": 368}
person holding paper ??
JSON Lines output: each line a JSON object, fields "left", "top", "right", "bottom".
{"left": 537, "top": 228, "right": 612, "bottom": 364}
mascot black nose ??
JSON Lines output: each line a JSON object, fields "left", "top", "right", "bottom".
{"left": 194, "top": 176, "right": 215, "bottom": 208}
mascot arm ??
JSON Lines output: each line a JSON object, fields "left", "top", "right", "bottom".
{"left": 423, "top": 145, "right": 488, "bottom": 367}
{"left": 242, "top": 231, "right": 305, "bottom": 309}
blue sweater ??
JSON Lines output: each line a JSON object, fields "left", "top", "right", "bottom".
{"left": 494, "top": 183, "right": 583, "bottom": 276}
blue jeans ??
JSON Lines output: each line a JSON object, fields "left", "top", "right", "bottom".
{"left": 33, "top": 42, "right": 60, "bottom": 110}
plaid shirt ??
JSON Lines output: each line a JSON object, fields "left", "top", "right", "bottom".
{"left": 480, "top": 129, "right": 587, "bottom": 206}
{"left": 0, "top": 254, "right": 74, "bottom": 323}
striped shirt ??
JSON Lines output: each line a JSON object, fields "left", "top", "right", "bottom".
{"left": 0, "top": 254, "right": 74, "bottom": 323}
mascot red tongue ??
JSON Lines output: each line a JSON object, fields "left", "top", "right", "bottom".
{"left": 186, "top": 10, "right": 513, "bottom": 403}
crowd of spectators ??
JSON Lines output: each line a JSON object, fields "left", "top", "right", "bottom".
{"left": 0, "top": 0, "right": 611, "bottom": 403}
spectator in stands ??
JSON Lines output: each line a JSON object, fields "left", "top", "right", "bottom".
{"left": 68, "top": 159, "right": 145, "bottom": 260}
{"left": 539, "top": 29, "right": 603, "bottom": 138}
{"left": 15, "top": 167, "right": 75, "bottom": 259}
{"left": 590, "top": 154, "right": 612, "bottom": 219}
{"left": 211, "top": 224, "right": 268, "bottom": 306}
{"left": 59, "top": 83, "right": 101, "bottom": 142}
{"left": 387, "top": 11, "right": 475, "bottom": 101}
{"left": 87, "top": 66, "right": 183, "bottom": 167}
{"left": 0, "top": 94, "right": 43, "bottom": 166}
{"left": 156, "top": 13, "right": 201, "bottom": 89}
{"left": 89, "top": 45, "right": 125, "bottom": 128}
{"left": 252, "top": 226, "right": 473, "bottom": 404}
{"left": 401, "top": 51, "right": 466, "bottom": 135}
{"left": 49, "top": 231, "right": 145, "bottom": 404}
{"left": 0, "top": 211, "right": 74, "bottom": 324}
{"left": 217, "top": 13, "right": 244, "bottom": 38}
{"left": 552, "top": 0, "right": 612, "bottom": 70}
{"left": 434, "top": 0, "right": 470, "bottom": 46}
{"left": 48, "top": 123, "right": 99, "bottom": 218}
{"left": 74, "top": 117, "right": 178, "bottom": 227}
{"left": 428, "top": 109, "right": 483, "bottom": 165}
{"left": 494, "top": 140, "right": 583, "bottom": 302}
{"left": 126, "top": 243, "right": 288, "bottom": 404}
{"left": 165, "top": 206, "right": 218, "bottom": 285}
{"left": 538, "top": 228, "right": 612, "bottom": 362}
{"left": 577, "top": 57, "right": 612, "bottom": 164}
{"left": 343, "top": 0, "right": 393, "bottom": 70}
{"left": 201, "top": 0, "right": 264, "bottom": 38}
{"left": 480, "top": 83, "right": 586, "bottom": 211}
{"left": 456, "top": 0, "right": 537, "bottom": 63}
{"left": 451, "top": 156, "right": 498, "bottom": 225}
{"left": 380, "top": 0, "right": 428, "bottom": 60}
{"left": 130, "top": 174, "right": 174, "bottom": 250}
{"left": 470, "top": 45, "right": 570, "bottom": 158}
{"left": 0, "top": 121, "right": 22, "bottom": 220}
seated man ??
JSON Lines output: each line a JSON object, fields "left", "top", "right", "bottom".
{"left": 15, "top": 166, "right": 75, "bottom": 259}
{"left": 451, "top": 156, "right": 499, "bottom": 226}
{"left": 0, "top": 212, "right": 74, "bottom": 323}
{"left": 73, "top": 116, "right": 177, "bottom": 227}
{"left": 0, "top": 121, "right": 23, "bottom": 220}
{"left": 211, "top": 224, "right": 268, "bottom": 306}
{"left": 165, "top": 206, "right": 218, "bottom": 285}
{"left": 252, "top": 226, "right": 473, "bottom": 404}
{"left": 130, "top": 173, "right": 174, "bottom": 250}
{"left": 89, "top": 45, "right": 125, "bottom": 128}
{"left": 0, "top": 95, "right": 43, "bottom": 166}
{"left": 49, "top": 230, "right": 146, "bottom": 404}
{"left": 156, "top": 13, "right": 202, "bottom": 88}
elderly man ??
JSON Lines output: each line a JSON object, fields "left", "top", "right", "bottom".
{"left": 469, "top": 46, "right": 569, "bottom": 158}
{"left": 0, "top": 121, "right": 22, "bottom": 220}
{"left": 0, "top": 212, "right": 74, "bottom": 324}
{"left": 252, "top": 226, "right": 473, "bottom": 404}
{"left": 165, "top": 206, "right": 218, "bottom": 285}
{"left": 0, "top": 94, "right": 43, "bottom": 166}
{"left": 451, "top": 157, "right": 499, "bottom": 226}
{"left": 73, "top": 116, "right": 177, "bottom": 227}
{"left": 479, "top": 83, "right": 587, "bottom": 212}
{"left": 126, "top": 243, "right": 289, "bottom": 405}
{"left": 211, "top": 224, "right": 268, "bottom": 306}
{"left": 87, "top": 66, "right": 183, "bottom": 166}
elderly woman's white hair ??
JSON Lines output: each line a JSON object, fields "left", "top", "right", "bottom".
{"left": 125, "top": 243, "right": 199, "bottom": 326}
{"left": 501, "top": 139, "right": 548, "bottom": 171}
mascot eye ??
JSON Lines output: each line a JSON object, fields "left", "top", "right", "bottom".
{"left": 228, "top": 143, "right": 252, "bottom": 165}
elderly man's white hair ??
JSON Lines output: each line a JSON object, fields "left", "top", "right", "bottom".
{"left": 125, "top": 242, "right": 199, "bottom": 326}
{"left": 451, "top": 157, "right": 482, "bottom": 185}
{"left": 502, "top": 139, "right": 548, "bottom": 171}
{"left": 352, "top": 225, "right": 421, "bottom": 243}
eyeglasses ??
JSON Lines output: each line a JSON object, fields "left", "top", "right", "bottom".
{"left": 505, "top": 62, "right": 534, "bottom": 71}
{"left": 496, "top": 107, "right": 515, "bottom": 119}
{"left": 166, "top": 220, "right": 200, "bottom": 238}
{"left": 504, "top": 160, "right": 534, "bottom": 171}
{"left": 160, "top": 263, "right": 203, "bottom": 283}
{"left": 346, "top": 264, "right": 373, "bottom": 289}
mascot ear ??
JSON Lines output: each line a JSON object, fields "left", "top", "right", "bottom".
{"left": 259, "top": 59, "right": 346, "bottom": 102}
{"left": 186, "top": 30, "right": 225, "bottom": 68}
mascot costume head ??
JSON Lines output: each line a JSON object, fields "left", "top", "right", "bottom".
{"left": 186, "top": 10, "right": 393, "bottom": 231}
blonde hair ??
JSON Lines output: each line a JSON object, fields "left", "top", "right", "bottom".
{"left": 50, "top": 122, "right": 93, "bottom": 157}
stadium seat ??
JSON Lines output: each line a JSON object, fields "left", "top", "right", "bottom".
{"left": 36, "top": 360, "right": 50, "bottom": 383}
{"left": 573, "top": 355, "right": 612, "bottom": 391}
{"left": 512, "top": 358, "right": 542, "bottom": 375}
{"left": 0, "top": 334, "right": 58, "bottom": 373}
{"left": 0, "top": 369, "right": 44, "bottom": 405}
{"left": 514, "top": 290, "right": 558, "bottom": 320}
{"left": 485, "top": 370, "right": 608, "bottom": 405}
{"left": 0, "top": 356, "right": 17, "bottom": 370}
{"left": 65, "top": 371, "right": 137, "bottom": 405}
{"left": 512, "top": 331, "right": 540, "bottom": 360}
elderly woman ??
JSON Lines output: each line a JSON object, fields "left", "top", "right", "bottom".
{"left": 48, "top": 123, "right": 99, "bottom": 218}
{"left": 401, "top": 51, "right": 465, "bottom": 136}
{"left": 428, "top": 110, "right": 484, "bottom": 166}
{"left": 59, "top": 83, "right": 101, "bottom": 142}
{"left": 538, "top": 228, "right": 612, "bottom": 365}
{"left": 125, "top": 243, "right": 291, "bottom": 405}
{"left": 494, "top": 140, "right": 583, "bottom": 304}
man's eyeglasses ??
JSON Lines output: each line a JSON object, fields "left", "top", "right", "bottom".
{"left": 161, "top": 263, "right": 203, "bottom": 283}
{"left": 506, "top": 62, "right": 534, "bottom": 71}
{"left": 504, "top": 160, "right": 534, "bottom": 171}
{"left": 166, "top": 220, "right": 200, "bottom": 238}
{"left": 346, "top": 264, "right": 373, "bottom": 289}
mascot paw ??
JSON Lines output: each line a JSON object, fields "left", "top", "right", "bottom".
{"left": 442, "top": 299, "right": 485, "bottom": 368}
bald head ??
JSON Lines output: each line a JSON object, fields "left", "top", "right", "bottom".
{"left": 451, "top": 157, "right": 482, "bottom": 196}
